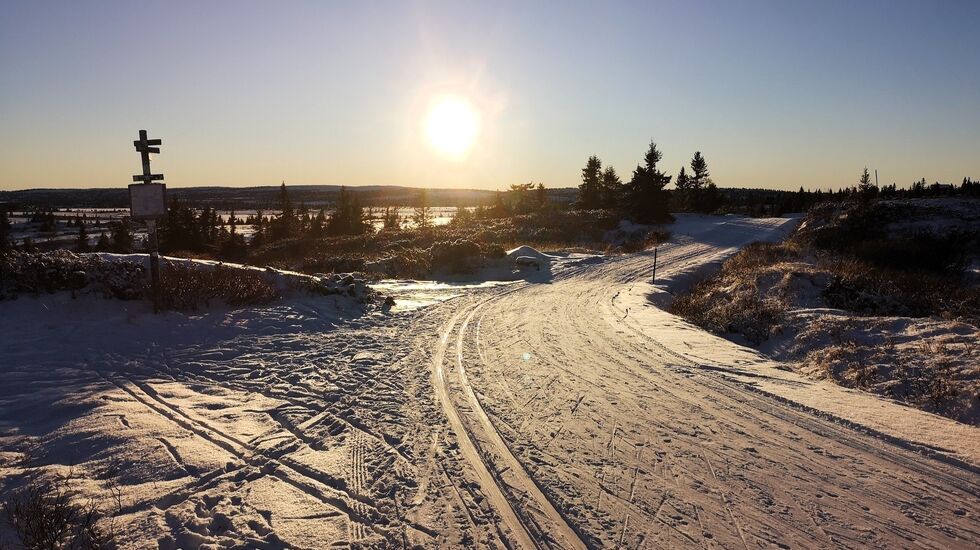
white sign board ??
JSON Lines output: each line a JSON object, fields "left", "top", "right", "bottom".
{"left": 129, "top": 183, "right": 167, "bottom": 220}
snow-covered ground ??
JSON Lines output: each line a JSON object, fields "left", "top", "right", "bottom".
{"left": 1, "top": 214, "right": 978, "bottom": 548}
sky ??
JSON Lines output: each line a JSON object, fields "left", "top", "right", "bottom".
{"left": 1, "top": 0, "right": 979, "bottom": 191}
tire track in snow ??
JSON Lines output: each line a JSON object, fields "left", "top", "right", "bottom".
{"left": 431, "top": 302, "right": 538, "bottom": 549}
{"left": 461, "top": 216, "right": 979, "bottom": 547}
{"left": 458, "top": 303, "right": 589, "bottom": 549}
{"left": 103, "top": 373, "right": 384, "bottom": 538}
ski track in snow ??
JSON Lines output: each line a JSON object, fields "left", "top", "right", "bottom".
{"left": 1, "top": 214, "right": 978, "bottom": 549}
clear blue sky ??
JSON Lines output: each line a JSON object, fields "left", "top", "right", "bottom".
{"left": 2, "top": 0, "right": 978, "bottom": 191}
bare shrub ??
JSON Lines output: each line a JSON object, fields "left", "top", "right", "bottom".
{"left": 821, "top": 256, "right": 980, "bottom": 323}
{"left": 2, "top": 474, "right": 115, "bottom": 549}
{"left": 156, "top": 263, "right": 280, "bottom": 311}
{"left": 669, "top": 241, "right": 794, "bottom": 344}
{"left": 429, "top": 240, "right": 483, "bottom": 274}
{"left": 618, "top": 229, "right": 671, "bottom": 253}
{"left": 0, "top": 251, "right": 144, "bottom": 301}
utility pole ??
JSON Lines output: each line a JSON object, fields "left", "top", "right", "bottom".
{"left": 130, "top": 130, "right": 167, "bottom": 312}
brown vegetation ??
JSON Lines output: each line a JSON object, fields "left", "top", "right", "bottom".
{"left": 669, "top": 198, "right": 980, "bottom": 423}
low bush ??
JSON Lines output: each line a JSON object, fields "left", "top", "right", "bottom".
{"left": 0, "top": 251, "right": 144, "bottom": 301}
{"left": 155, "top": 263, "right": 281, "bottom": 311}
{"left": 670, "top": 279, "right": 786, "bottom": 344}
{"left": 250, "top": 209, "right": 626, "bottom": 279}
{"left": 429, "top": 240, "right": 483, "bottom": 274}
{"left": 2, "top": 475, "right": 115, "bottom": 549}
{"left": 821, "top": 256, "right": 980, "bottom": 323}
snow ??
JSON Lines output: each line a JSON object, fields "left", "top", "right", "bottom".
{"left": 505, "top": 245, "right": 554, "bottom": 262}
{"left": 2, "top": 212, "right": 978, "bottom": 548}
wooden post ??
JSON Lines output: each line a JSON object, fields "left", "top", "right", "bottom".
{"left": 651, "top": 246, "right": 658, "bottom": 284}
{"left": 131, "top": 129, "right": 166, "bottom": 313}
{"left": 147, "top": 220, "right": 161, "bottom": 312}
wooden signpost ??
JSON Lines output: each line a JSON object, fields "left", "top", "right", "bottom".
{"left": 651, "top": 246, "right": 658, "bottom": 284}
{"left": 130, "top": 129, "right": 166, "bottom": 312}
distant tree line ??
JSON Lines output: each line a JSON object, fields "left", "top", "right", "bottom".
{"left": 574, "top": 143, "right": 663, "bottom": 222}
{"left": 153, "top": 182, "right": 371, "bottom": 260}
{"left": 575, "top": 142, "right": 718, "bottom": 222}
{"left": 573, "top": 141, "right": 979, "bottom": 221}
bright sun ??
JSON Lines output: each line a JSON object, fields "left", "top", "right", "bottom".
{"left": 424, "top": 95, "right": 479, "bottom": 158}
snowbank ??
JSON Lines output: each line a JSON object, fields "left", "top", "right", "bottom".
{"left": 1, "top": 251, "right": 390, "bottom": 311}
{"left": 666, "top": 203, "right": 979, "bottom": 425}
{"left": 505, "top": 245, "right": 554, "bottom": 262}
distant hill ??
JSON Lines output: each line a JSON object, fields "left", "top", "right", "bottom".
{"left": 0, "top": 185, "right": 579, "bottom": 209}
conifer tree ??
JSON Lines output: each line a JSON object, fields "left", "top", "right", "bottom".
{"left": 382, "top": 207, "right": 401, "bottom": 230}
{"left": 689, "top": 152, "right": 710, "bottom": 188}
{"left": 271, "top": 181, "right": 297, "bottom": 240}
{"left": 490, "top": 191, "right": 509, "bottom": 217}
{"left": 413, "top": 189, "right": 432, "bottom": 229}
{"left": 109, "top": 219, "right": 133, "bottom": 253}
{"left": 626, "top": 141, "right": 672, "bottom": 223}
{"left": 535, "top": 183, "right": 548, "bottom": 211}
{"left": 76, "top": 223, "right": 90, "bottom": 252}
{"left": 675, "top": 167, "right": 691, "bottom": 190}
{"left": 350, "top": 194, "right": 366, "bottom": 234}
{"left": 576, "top": 156, "right": 603, "bottom": 209}
{"left": 599, "top": 167, "right": 623, "bottom": 208}
{"left": 508, "top": 183, "right": 535, "bottom": 214}
{"left": 858, "top": 167, "right": 877, "bottom": 197}
{"left": 96, "top": 232, "right": 110, "bottom": 251}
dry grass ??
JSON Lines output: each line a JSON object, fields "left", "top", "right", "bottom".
{"left": 668, "top": 199, "right": 980, "bottom": 423}
{"left": 669, "top": 241, "right": 800, "bottom": 344}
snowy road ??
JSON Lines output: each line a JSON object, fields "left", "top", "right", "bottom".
{"left": 1, "top": 214, "right": 978, "bottom": 548}
{"left": 437, "top": 216, "right": 980, "bottom": 548}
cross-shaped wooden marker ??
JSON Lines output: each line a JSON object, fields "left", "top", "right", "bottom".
{"left": 133, "top": 129, "right": 164, "bottom": 184}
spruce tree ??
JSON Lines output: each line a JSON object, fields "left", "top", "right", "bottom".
{"left": 350, "top": 194, "right": 366, "bottom": 234}
{"left": 701, "top": 182, "right": 721, "bottom": 213}
{"left": 576, "top": 156, "right": 603, "bottom": 209}
{"left": 508, "top": 183, "right": 535, "bottom": 214}
{"left": 272, "top": 181, "right": 296, "bottom": 240}
{"left": 490, "top": 191, "right": 509, "bottom": 217}
{"left": 76, "top": 223, "right": 90, "bottom": 252}
{"left": 858, "top": 167, "right": 876, "bottom": 197}
{"left": 535, "top": 183, "right": 548, "bottom": 211}
{"left": 328, "top": 186, "right": 355, "bottom": 235}
{"left": 599, "top": 167, "right": 623, "bottom": 208}
{"left": 690, "top": 152, "right": 710, "bottom": 189}
{"left": 109, "top": 219, "right": 133, "bottom": 253}
{"left": 382, "top": 207, "right": 401, "bottom": 230}
{"left": 96, "top": 232, "right": 110, "bottom": 251}
{"left": 626, "top": 141, "right": 672, "bottom": 223}
{"left": 674, "top": 166, "right": 692, "bottom": 211}
{"left": 675, "top": 167, "right": 691, "bottom": 190}
{"left": 413, "top": 189, "right": 432, "bottom": 229}
{"left": 252, "top": 210, "right": 266, "bottom": 248}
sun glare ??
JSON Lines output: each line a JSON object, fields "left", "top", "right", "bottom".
{"left": 424, "top": 96, "right": 479, "bottom": 158}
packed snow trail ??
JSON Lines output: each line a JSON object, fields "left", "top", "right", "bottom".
{"left": 436, "top": 215, "right": 980, "bottom": 548}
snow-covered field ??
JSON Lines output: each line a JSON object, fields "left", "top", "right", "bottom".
{"left": 1, "top": 214, "right": 978, "bottom": 548}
